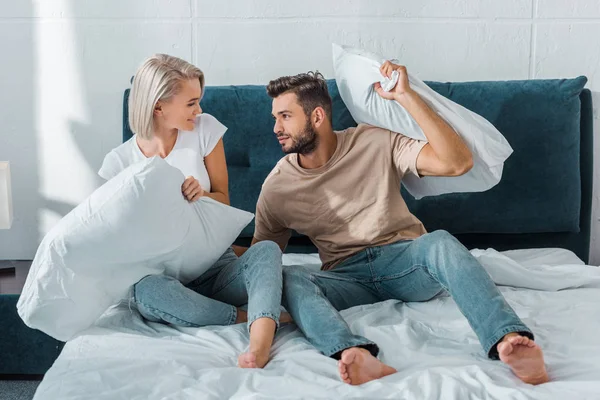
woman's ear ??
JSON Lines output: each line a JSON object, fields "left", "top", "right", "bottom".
{"left": 153, "top": 101, "right": 163, "bottom": 117}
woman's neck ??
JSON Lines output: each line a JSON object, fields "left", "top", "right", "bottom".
{"left": 137, "top": 125, "right": 178, "bottom": 158}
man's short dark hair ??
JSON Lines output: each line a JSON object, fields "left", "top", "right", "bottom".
{"left": 266, "top": 71, "right": 333, "bottom": 124}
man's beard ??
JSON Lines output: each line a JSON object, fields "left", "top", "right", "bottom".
{"left": 283, "top": 120, "right": 319, "bottom": 155}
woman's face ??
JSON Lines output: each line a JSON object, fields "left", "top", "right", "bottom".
{"left": 156, "top": 78, "right": 202, "bottom": 132}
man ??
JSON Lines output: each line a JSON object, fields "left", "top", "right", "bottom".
{"left": 251, "top": 61, "right": 548, "bottom": 385}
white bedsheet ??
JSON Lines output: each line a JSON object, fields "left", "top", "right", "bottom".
{"left": 33, "top": 248, "right": 600, "bottom": 400}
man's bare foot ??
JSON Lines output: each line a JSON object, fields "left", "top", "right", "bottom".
{"left": 280, "top": 312, "right": 293, "bottom": 324}
{"left": 498, "top": 333, "right": 549, "bottom": 385}
{"left": 338, "top": 347, "right": 397, "bottom": 385}
{"left": 238, "top": 351, "right": 269, "bottom": 369}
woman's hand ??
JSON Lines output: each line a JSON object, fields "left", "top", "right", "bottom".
{"left": 182, "top": 176, "right": 204, "bottom": 202}
{"left": 231, "top": 245, "right": 248, "bottom": 257}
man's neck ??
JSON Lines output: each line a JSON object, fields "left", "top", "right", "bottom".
{"left": 298, "top": 130, "right": 338, "bottom": 169}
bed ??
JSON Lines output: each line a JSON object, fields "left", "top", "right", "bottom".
{"left": 32, "top": 76, "right": 597, "bottom": 399}
{"left": 33, "top": 248, "right": 600, "bottom": 399}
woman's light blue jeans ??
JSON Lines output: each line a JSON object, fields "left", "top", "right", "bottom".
{"left": 133, "top": 240, "right": 283, "bottom": 330}
{"left": 282, "top": 230, "right": 533, "bottom": 360}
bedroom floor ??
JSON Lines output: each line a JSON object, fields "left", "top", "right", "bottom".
{"left": 0, "top": 380, "right": 40, "bottom": 400}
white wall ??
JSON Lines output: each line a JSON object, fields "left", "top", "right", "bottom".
{"left": 0, "top": 0, "right": 598, "bottom": 263}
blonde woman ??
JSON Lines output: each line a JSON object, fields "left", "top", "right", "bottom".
{"left": 98, "top": 54, "right": 287, "bottom": 369}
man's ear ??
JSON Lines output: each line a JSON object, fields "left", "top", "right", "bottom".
{"left": 313, "top": 107, "right": 326, "bottom": 128}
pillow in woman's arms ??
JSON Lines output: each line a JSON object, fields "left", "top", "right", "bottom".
{"left": 17, "top": 156, "right": 253, "bottom": 341}
{"left": 332, "top": 43, "right": 513, "bottom": 199}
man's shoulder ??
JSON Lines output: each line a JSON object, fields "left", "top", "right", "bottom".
{"left": 357, "top": 123, "right": 391, "bottom": 136}
{"left": 335, "top": 124, "right": 391, "bottom": 150}
{"left": 337, "top": 123, "right": 390, "bottom": 137}
{"left": 261, "top": 156, "right": 294, "bottom": 191}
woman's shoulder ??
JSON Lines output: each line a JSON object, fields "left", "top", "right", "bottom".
{"left": 108, "top": 136, "right": 139, "bottom": 162}
{"left": 178, "top": 113, "right": 225, "bottom": 134}
{"left": 98, "top": 137, "right": 139, "bottom": 180}
{"left": 194, "top": 113, "right": 228, "bottom": 156}
{"left": 198, "top": 113, "right": 227, "bottom": 135}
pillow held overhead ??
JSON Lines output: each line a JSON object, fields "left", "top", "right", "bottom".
{"left": 332, "top": 43, "right": 514, "bottom": 199}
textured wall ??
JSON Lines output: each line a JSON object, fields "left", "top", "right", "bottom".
{"left": 0, "top": 0, "right": 598, "bottom": 263}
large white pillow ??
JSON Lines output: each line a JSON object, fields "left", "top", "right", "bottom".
{"left": 17, "top": 157, "right": 253, "bottom": 341}
{"left": 332, "top": 43, "right": 513, "bottom": 199}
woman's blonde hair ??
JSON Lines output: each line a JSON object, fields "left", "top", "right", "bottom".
{"left": 128, "top": 54, "right": 205, "bottom": 139}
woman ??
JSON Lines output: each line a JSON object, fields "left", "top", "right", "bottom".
{"left": 98, "top": 54, "right": 287, "bottom": 369}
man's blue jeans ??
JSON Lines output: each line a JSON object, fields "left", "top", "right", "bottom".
{"left": 282, "top": 230, "right": 533, "bottom": 359}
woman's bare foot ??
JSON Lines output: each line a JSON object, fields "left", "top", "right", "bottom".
{"left": 238, "top": 351, "right": 269, "bottom": 369}
{"left": 338, "top": 347, "right": 397, "bottom": 385}
{"left": 237, "top": 317, "right": 276, "bottom": 369}
{"left": 498, "top": 333, "right": 549, "bottom": 385}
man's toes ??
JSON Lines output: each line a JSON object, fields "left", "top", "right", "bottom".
{"left": 508, "top": 335, "right": 524, "bottom": 345}
{"left": 498, "top": 341, "right": 513, "bottom": 357}
{"left": 338, "top": 358, "right": 352, "bottom": 383}
{"left": 338, "top": 361, "right": 349, "bottom": 376}
{"left": 340, "top": 349, "right": 358, "bottom": 365}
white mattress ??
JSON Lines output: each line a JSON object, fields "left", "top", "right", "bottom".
{"left": 33, "top": 248, "right": 600, "bottom": 399}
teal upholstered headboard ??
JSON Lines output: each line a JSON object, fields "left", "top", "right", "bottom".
{"left": 122, "top": 77, "right": 592, "bottom": 263}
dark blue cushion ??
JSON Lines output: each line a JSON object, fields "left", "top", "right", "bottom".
{"left": 406, "top": 77, "right": 587, "bottom": 234}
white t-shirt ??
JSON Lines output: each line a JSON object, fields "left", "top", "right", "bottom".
{"left": 98, "top": 113, "right": 227, "bottom": 192}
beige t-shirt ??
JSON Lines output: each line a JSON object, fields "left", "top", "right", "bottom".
{"left": 254, "top": 124, "right": 428, "bottom": 270}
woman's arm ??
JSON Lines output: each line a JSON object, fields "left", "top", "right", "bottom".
{"left": 203, "top": 139, "right": 230, "bottom": 205}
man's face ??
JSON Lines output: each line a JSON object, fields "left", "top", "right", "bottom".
{"left": 272, "top": 92, "right": 318, "bottom": 155}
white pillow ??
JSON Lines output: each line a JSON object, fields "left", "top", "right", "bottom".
{"left": 332, "top": 43, "right": 514, "bottom": 199}
{"left": 17, "top": 157, "right": 253, "bottom": 341}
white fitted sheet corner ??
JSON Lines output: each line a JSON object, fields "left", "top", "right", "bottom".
{"left": 34, "top": 248, "right": 600, "bottom": 400}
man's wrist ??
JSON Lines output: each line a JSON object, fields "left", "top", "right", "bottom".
{"left": 394, "top": 89, "right": 419, "bottom": 108}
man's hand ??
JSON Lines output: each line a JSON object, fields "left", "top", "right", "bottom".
{"left": 182, "top": 176, "right": 204, "bottom": 202}
{"left": 373, "top": 60, "right": 414, "bottom": 102}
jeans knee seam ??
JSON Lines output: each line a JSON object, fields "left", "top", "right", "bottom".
{"left": 212, "top": 263, "right": 247, "bottom": 296}
{"left": 136, "top": 300, "right": 202, "bottom": 327}
{"left": 372, "top": 265, "right": 419, "bottom": 282}
{"left": 415, "top": 263, "right": 445, "bottom": 289}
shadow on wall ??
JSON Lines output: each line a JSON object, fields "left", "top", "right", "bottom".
{"left": 38, "top": 0, "right": 140, "bottom": 240}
